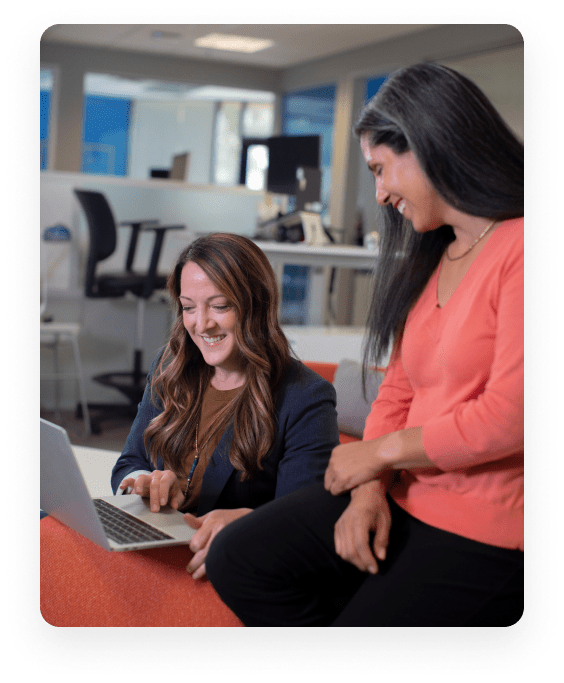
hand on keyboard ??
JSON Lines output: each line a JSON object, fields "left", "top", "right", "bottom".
{"left": 120, "top": 470, "right": 185, "bottom": 512}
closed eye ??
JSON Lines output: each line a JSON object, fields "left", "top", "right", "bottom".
{"left": 367, "top": 163, "right": 382, "bottom": 177}
{"left": 181, "top": 304, "right": 231, "bottom": 312}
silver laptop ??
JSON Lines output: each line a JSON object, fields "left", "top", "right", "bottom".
{"left": 40, "top": 418, "right": 196, "bottom": 552}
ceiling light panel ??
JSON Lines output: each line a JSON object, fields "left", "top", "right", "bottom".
{"left": 194, "top": 33, "right": 274, "bottom": 54}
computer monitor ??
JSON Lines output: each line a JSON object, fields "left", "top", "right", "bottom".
{"left": 266, "top": 135, "right": 320, "bottom": 195}
{"left": 239, "top": 135, "right": 321, "bottom": 196}
{"left": 170, "top": 152, "right": 190, "bottom": 181}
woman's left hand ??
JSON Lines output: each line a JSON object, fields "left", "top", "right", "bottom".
{"left": 324, "top": 440, "right": 386, "bottom": 495}
{"left": 325, "top": 427, "right": 430, "bottom": 496}
{"left": 184, "top": 508, "right": 253, "bottom": 580}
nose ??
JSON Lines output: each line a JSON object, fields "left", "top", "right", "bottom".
{"left": 375, "top": 177, "right": 390, "bottom": 206}
{"left": 195, "top": 308, "right": 214, "bottom": 334}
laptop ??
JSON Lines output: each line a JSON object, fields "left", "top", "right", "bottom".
{"left": 40, "top": 418, "right": 196, "bottom": 552}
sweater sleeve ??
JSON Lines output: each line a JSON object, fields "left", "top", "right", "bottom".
{"left": 363, "top": 346, "right": 414, "bottom": 441}
{"left": 422, "top": 235, "right": 524, "bottom": 471}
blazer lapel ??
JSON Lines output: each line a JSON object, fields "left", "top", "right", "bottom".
{"left": 197, "top": 423, "right": 235, "bottom": 515}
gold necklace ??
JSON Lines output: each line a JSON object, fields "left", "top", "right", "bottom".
{"left": 445, "top": 220, "right": 496, "bottom": 261}
{"left": 184, "top": 398, "right": 237, "bottom": 496}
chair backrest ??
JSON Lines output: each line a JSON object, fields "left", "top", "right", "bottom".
{"left": 74, "top": 190, "right": 118, "bottom": 297}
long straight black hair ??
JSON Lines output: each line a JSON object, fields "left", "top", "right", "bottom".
{"left": 354, "top": 62, "right": 524, "bottom": 372}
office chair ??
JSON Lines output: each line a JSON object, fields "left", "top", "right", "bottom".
{"left": 74, "top": 189, "right": 184, "bottom": 432}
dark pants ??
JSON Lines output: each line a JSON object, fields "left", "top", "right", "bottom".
{"left": 206, "top": 483, "right": 524, "bottom": 626}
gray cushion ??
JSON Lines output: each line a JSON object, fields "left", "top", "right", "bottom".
{"left": 333, "top": 359, "right": 384, "bottom": 438}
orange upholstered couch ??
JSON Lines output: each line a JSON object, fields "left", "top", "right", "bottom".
{"left": 40, "top": 361, "right": 363, "bottom": 627}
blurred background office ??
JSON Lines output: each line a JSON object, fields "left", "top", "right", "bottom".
{"left": 39, "top": 24, "right": 523, "bottom": 444}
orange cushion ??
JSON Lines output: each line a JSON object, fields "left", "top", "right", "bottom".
{"left": 303, "top": 361, "right": 337, "bottom": 384}
{"left": 40, "top": 516, "right": 243, "bottom": 627}
{"left": 338, "top": 432, "right": 361, "bottom": 444}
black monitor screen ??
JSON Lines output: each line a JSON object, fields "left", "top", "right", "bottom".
{"left": 266, "top": 135, "right": 320, "bottom": 195}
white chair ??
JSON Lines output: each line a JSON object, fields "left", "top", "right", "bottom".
{"left": 40, "top": 321, "right": 92, "bottom": 436}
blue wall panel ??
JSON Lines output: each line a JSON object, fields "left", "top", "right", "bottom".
{"left": 365, "top": 76, "right": 387, "bottom": 103}
{"left": 82, "top": 95, "right": 131, "bottom": 176}
{"left": 40, "top": 90, "right": 51, "bottom": 170}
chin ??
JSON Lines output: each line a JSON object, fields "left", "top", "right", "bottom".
{"left": 410, "top": 219, "right": 440, "bottom": 234}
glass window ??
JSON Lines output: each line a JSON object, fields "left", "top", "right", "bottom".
{"left": 281, "top": 84, "right": 336, "bottom": 216}
{"left": 214, "top": 101, "right": 275, "bottom": 188}
{"left": 239, "top": 103, "right": 275, "bottom": 191}
{"left": 243, "top": 102, "right": 274, "bottom": 137}
{"left": 81, "top": 73, "right": 274, "bottom": 182}
{"left": 213, "top": 102, "right": 243, "bottom": 186}
{"left": 278, "top": 84, "right": 336, "bottom": 325}
{"left": 244, "top": 144, "right": 269, "bottom": 191}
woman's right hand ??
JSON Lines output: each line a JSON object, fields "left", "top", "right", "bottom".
{"left": 333, "top": 479, "right": 392, "bottom": 575}
{"left": 119, "top": 470, "right": 185, "bottom": 512}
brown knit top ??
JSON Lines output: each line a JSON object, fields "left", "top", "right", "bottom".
{"left": 178, "top": 383, "right": 242, "bottom": 512}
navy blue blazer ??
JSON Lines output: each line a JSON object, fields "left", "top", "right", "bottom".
{"left": 111, "top": 356, "right": 339, "bottom": 515}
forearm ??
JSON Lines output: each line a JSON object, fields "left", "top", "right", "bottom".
{"left": 377, "top": 427, "right": 434, "bottom": 471}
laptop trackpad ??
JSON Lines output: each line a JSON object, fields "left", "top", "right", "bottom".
{"left": 103, "top": 494, "right": 196, "bottom": 542}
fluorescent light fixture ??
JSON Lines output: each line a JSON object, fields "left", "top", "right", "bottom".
{"left": 195, "top": 33, "right": 273, "bottom": 54}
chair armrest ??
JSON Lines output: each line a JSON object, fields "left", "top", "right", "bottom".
{"left": 142, "top": 224, "right": 185, "bottom": 232}
{"left": 119, "top": 222, "right": 185, "bottom": 272}
{"left": 119, "top": 219, "right": 160, "bottom": 227}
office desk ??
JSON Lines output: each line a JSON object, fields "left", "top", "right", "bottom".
{"left": 255, "top": 241, "right": 377, "bottom": 270}
{"left": 73, "top": 445, "right": 119, "bottom": 497}
{"left": 255, "top": 241, "right": 378, "bottom": 324}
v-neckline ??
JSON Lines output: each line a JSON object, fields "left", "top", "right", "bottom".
{"left": 434, "top": 221, "right": 504, "bottom": 309}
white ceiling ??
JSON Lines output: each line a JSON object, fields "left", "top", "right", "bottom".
{"left": 42, "top": 24, "right": 432, "bottom": 69}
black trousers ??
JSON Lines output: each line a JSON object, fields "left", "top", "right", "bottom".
{"left": 206, "top": 483, "right": 524, "bottom": 626}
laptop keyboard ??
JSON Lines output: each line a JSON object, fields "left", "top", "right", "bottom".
{"left": 93, "top": 498, "right": 174, "bottom": 545}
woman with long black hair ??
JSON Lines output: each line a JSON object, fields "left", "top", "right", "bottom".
{"left": 205, "top": 63, "right": 524, "bottom": 626}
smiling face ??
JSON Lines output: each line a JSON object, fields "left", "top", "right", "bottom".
{"left": 360, "top": 133, "right": 450, "bottom": 233}
{"left": 180, "top": 261, "right": 244, "bottom": 384}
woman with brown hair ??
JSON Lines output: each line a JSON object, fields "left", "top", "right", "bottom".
{"left": 111, "top": 232, "right": 339, "bottom": 579}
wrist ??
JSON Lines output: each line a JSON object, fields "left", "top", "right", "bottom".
{"left": 378, "top": 427, "right": 430, "bottom": 470}
{"left": 350, "top": 479, "right": 386, "bottom": 503}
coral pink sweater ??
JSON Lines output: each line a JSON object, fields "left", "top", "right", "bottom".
{"left": 364, "top": 218, "right": 524, "bottom": 550}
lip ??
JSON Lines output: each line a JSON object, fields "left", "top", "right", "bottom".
{"left": 201, "top": 335, "right": 226, "bottom": 345}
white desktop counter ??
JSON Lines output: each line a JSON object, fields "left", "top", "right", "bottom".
{"left": 255, "top": 241, "right": 377, "bottom": 270}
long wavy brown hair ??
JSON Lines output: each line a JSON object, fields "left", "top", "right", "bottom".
{"left": 144, "top": 233, "right": 292, "bottom": 480}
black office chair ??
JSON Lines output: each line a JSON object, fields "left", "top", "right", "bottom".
{"left": 74, "top": 189, "right": 184, "bottom": 432}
